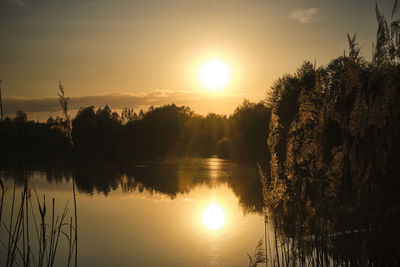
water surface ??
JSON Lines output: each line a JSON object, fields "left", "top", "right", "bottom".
{"left": 0, "top": 157, "right": 265, "bottom": 266}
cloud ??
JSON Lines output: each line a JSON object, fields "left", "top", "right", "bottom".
{"left": 15, "top": 0, "right": 26, "bottom": 6}
{"left": 1, "top": 0, "right": 29, "bottom": 7}
{"left": 2, "top": 90, "right": 253, "bottom": 120}
{"left": 290, "top": 8, "right": 319, "bottom": 24}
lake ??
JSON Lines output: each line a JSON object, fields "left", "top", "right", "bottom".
{"left": 0, "top": 157, "right": 267, "bottom": 266}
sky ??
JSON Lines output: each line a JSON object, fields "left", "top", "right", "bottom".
{"left": 0, "top": 0, "right": 395, "bottom": 118}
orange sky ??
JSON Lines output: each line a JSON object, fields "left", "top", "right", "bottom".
{"left": 0, "top": 0, "right": 395, "bottom": 117}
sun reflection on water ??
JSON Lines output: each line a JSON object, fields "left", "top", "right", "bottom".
{"left": 207, "top": 157, "right": 223, "bottom": 182}
{"left": 202, "top": 202, "right": 226, "bottom": 230}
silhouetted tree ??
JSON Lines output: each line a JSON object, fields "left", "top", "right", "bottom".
{"left": 219, "top": 100, "right": 270, "bottom": 163}
{"left": 13, "top": 111, "right": 28, "bottom": 123}
{"left": 121, "top": 107, "right": 138, "bottom": 124}
{"left": 0, "top": 80, "right": 3, "bottom": 121}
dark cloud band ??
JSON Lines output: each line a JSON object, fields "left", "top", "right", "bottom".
{"left": 2, "top": 90, "right": 250, "bottom": 116}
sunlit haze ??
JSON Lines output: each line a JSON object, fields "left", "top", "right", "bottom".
{"left": 198, "top": 59, "right": 231, "bottom": 91}
{"left": 0, "top": 0, "right": 395, "bottom": 118}
{"left": 1, "top": 0, "right": 400, "bottom": 264}
{"left": 202, "top": 202, "right": 226, "bottom": 230}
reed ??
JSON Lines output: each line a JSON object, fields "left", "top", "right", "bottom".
{"left": 0, "top": 175, "right": 78, "bottom": 267}
{"left": 247, "top": 239, "right": 266, "bottom": 267}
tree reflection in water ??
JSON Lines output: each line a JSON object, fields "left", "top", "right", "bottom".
{"left": 1, "top": 158, "right": 264, "bottom": 214}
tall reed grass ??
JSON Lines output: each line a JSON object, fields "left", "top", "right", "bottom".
{"left": 0, "top": 175, "right": 78, "bottom": 267}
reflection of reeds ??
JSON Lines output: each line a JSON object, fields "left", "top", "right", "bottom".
{"left": 0, "top": 176, "right": 78, "bottom": 266}
{"left": 0, "top": 179, "right": 4, "bottom": 236}
{"left": 247, "top": 239, "right": 266, "bottom": 267}
{"left": 258, "top": 207, "right": 397, "bottom": 267}
{"left": 72, "top": 178, "right": 78, "bottom": 267}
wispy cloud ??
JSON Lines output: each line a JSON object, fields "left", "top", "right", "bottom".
{"left": 3, "top": 90, "right": 252, "bottom": 120}
{"left": 290, "top": 8, "right": 319, "bottom": 24}
{"left": 2, "top": 0, "right": 29, "bottom": 7}
{"left": 15, "top": 0, "right": 26, "bottom": 6}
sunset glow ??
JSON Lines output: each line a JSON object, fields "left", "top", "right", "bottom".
{"left": 198, "top": 59, "right": 231, "bottom": 91}
{"left": 202, "top": 202, "right": 226, "bottom": 230}
{"left": 1, "top": 0, "right": 399, "bottom": 265}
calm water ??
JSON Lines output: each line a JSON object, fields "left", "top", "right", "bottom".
{"left": 0, "top": 158, "right": 266, "bottom": 266}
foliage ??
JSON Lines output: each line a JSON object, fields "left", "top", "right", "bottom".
{"left": 1, "top": 99, "right": 270, "bottom": 163}
{"left": 221, "top": 100, "right": 271, "bottom": 163}
{"left": 0, "top": 112, "right": 71, "bottom": 160}
{"left": 262, "top": 1, "right": 400, "bottom": 264}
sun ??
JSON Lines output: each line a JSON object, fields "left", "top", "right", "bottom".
{"left": 198, "top": 59, "right": 231, "bottom": 91}
{"left": 202, "top": 202, "right": 226, "bottom": 230}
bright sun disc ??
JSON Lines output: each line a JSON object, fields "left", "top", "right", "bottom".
{"left": 202, "top": 203, "right": 226, "bottom": 230}
{"left": 198, "top": 59, "right": 231, "bottom": 91}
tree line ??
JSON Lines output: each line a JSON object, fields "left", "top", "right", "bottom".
{"left": 0, "top": 99, "right": 270, "bottom": 163}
